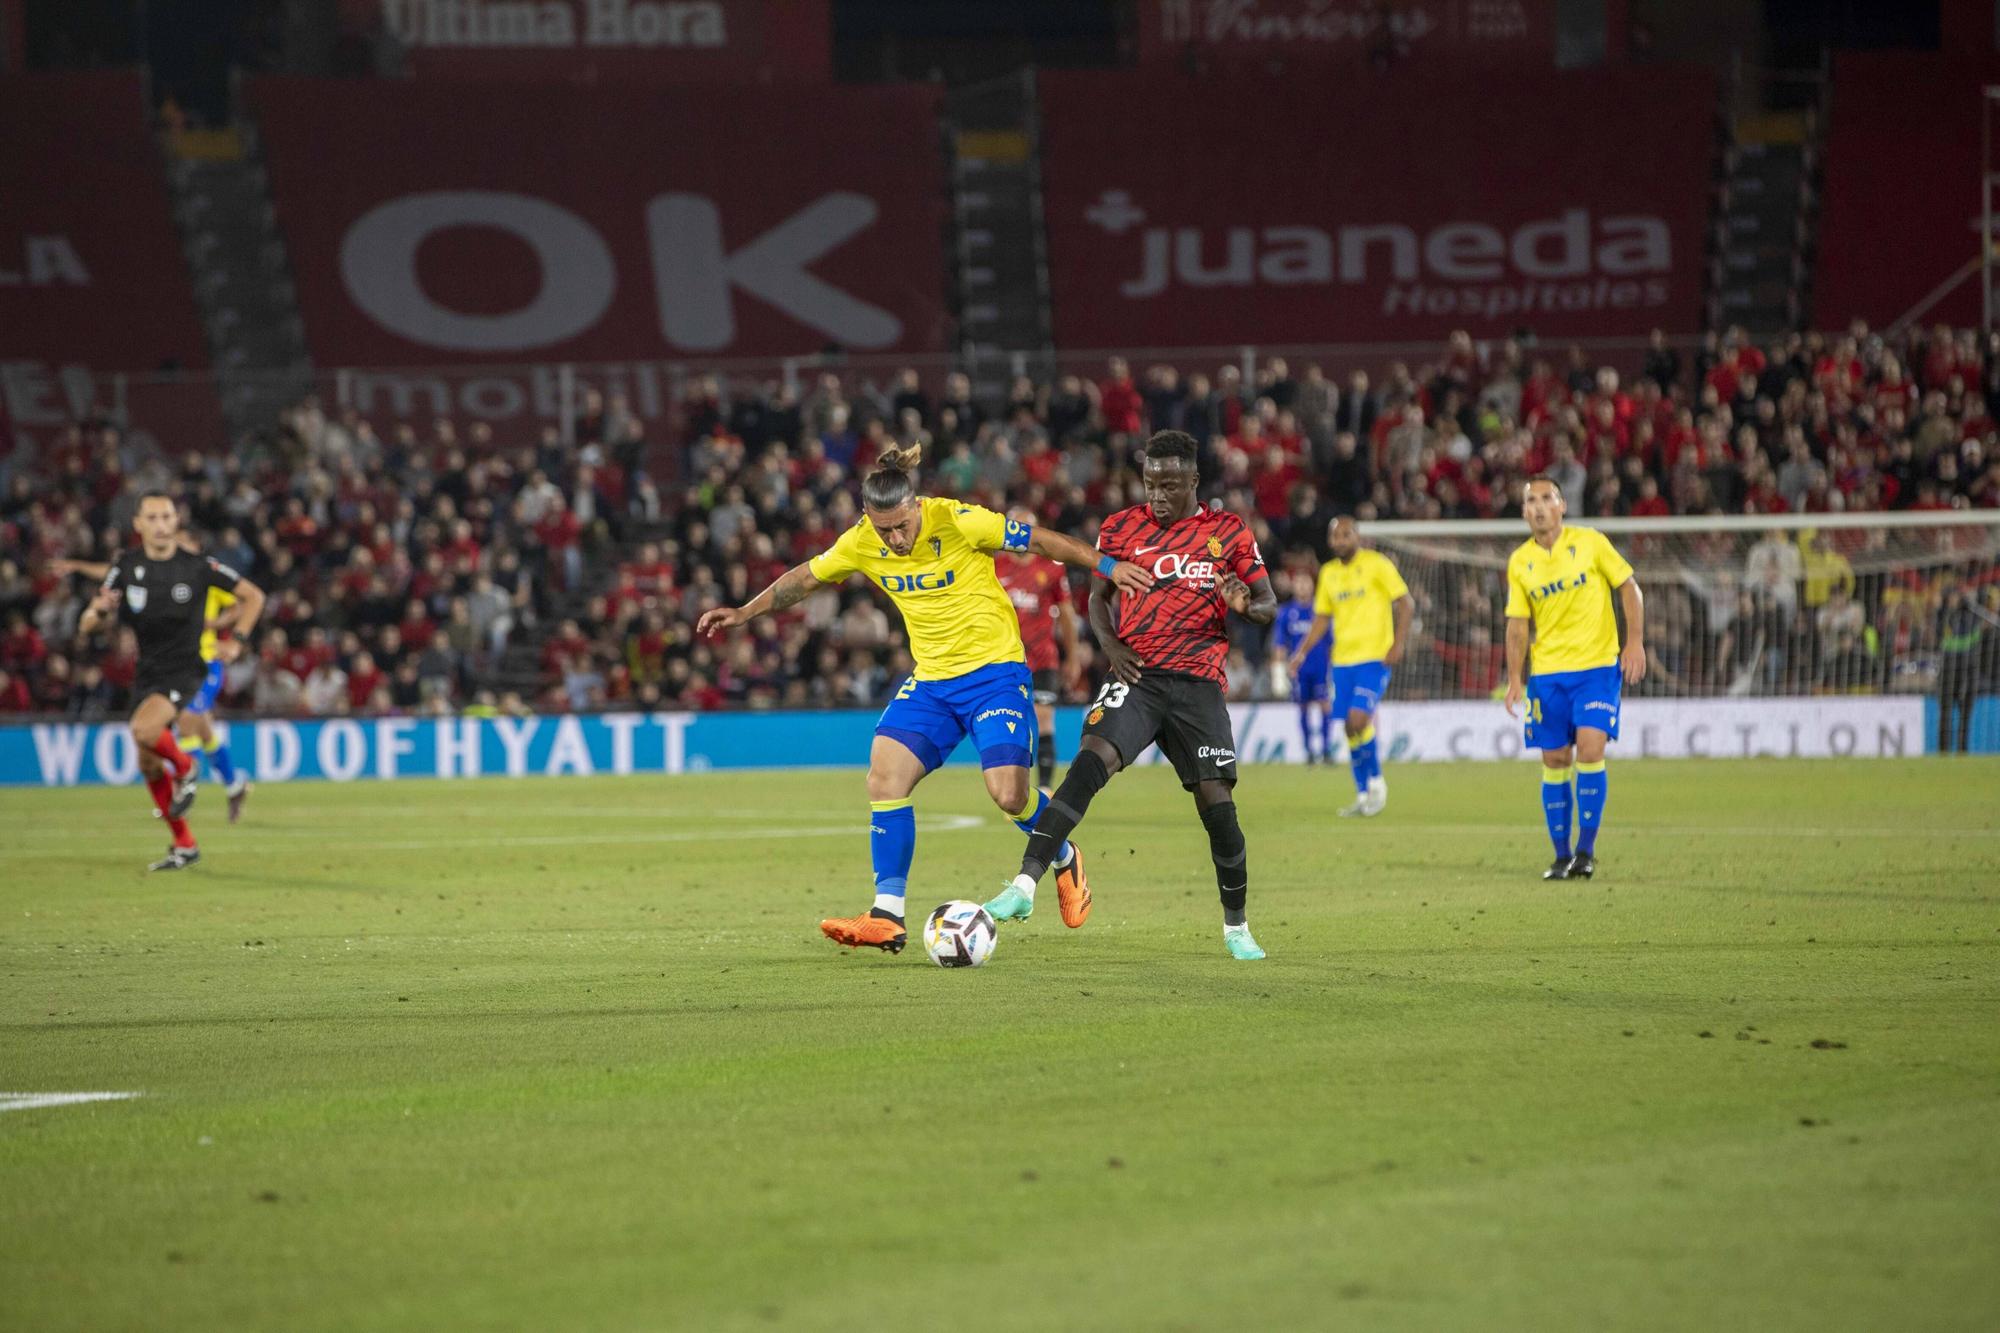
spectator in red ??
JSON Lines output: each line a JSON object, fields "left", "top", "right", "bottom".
{"left": 1253, "top": 447, "right": 1302, "bottom": 522}
{"left": 1099, "top": 356, "right": 1144, "bottom": 436}
{"left": 345, "top": 650, "right": 385, "bottom": 711}
{"left": 101, "top": 625, "right": 139, "bottom": 696}
{"left": 1, "top": 610, "right": 47, "bottom": 672}
{"left": 398, "top": 598, "right": 438, "bottom": 649}
{"left": 0, "top": 667, "right": 31, "bottom": 712}
{"left": 535, "top": 494, "right": 584, "bottom": 591}
{"left": 1630, "top": 475, "right": 1670, "bottom": 517}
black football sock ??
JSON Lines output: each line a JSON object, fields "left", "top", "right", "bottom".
{"left": 1021, "top": 748, "right": 1110, "bottom": 881}
{"left": 1037, "top": 733, "right": 1056, "bottom": 789}
{"left": 1201, "top": 801, "right": 1248, "bottom": 926}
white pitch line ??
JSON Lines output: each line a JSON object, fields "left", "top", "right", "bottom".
{"left": 3, "top": 814, "right": 990, "bottom": 857}
{"left": 318, "top": 814, "right": 988, "bottom": 852}
{"left": 0, "top": 1091, "right": 142, "bottom": 1114}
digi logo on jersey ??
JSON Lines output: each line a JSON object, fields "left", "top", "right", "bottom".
{"left": 1530, "top": 571, "right": 1588, "bottom": 600}
{"left": 878, "top": 570, "right": 957, "bottom": 593}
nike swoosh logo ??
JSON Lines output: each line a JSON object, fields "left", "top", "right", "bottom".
{"left": 1135, "top": 545, "right": 1160, "bottom": 555}
{"left": 1213, "top": 757, "right": 1235, "bottom": 766}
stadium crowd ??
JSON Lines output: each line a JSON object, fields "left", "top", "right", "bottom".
{"left": 0, "top": 323, "right": 1995, "bottom": 721}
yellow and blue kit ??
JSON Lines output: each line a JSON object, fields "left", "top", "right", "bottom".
{"left": 1504, "top": 525, "right": 1633, "bottom": 749}
{"left": 1313, "top": 548, "right": 1408, "bottom": 720}
{"left": 808, "top": 497, "right": 1037, "bottom": 772}
{"left": 185, "top": 586, "right": 236, "bottom": 715}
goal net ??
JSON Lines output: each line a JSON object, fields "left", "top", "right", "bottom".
{"left": 1361, "top": 512, "right": 2000, "bottom": 703}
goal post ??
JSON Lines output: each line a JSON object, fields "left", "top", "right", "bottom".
{"left": 1354, "top": 511, "right": 2000, "bottom": 708}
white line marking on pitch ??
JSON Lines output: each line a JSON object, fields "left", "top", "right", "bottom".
{"left": 316, "top": 814, "right": 989, "bottom": 852}
{"left": 4, "top": 815, "right": 990, "bottom": 857}
{"left": 0, "top": 1091, "right": 142, "bottom": 1114}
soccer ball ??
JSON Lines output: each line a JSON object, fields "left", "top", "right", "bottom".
{"left": 923, "top": 900, "right": 999, "bottom": 968}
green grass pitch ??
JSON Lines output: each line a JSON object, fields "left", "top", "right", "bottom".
{"left": 3, "top": 758, "right": 1998, "bottom": 1331}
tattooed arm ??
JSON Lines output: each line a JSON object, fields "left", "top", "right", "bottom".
{"left": 695, "top": 562, "right": 828, "bottom": 638}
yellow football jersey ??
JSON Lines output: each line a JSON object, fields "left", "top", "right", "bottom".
{"left": 808, "top": 497, "right": 1029, "bottom": 681}
{"left": 1504, "top": 526, "right": 1635, "bottom": 674}
{"left": 1311, "top": 548, "right": 1410, "bottom": 666}
{"left": 199, "top": 586, "right": 238, "bottom": 663}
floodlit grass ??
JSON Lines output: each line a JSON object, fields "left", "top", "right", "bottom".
{"left": 2, "top": 758, "right": 1997, "bottom": 1331}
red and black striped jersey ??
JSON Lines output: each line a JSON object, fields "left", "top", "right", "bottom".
{"left": 1096, "top": 505, "right": 1266, "bottom": 686}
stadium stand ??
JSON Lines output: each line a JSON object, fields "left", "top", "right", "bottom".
{"left": 2, "top": 324, "right": 1997, "bottom": 720}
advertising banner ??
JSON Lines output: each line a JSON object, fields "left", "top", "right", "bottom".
{"left": 0, "top": 696, "right": 1937, "bottom": 788}
{"left": 1815, "top": 53, "right": 2000, "bottom": 331}
{"left": 1037, "top": 66, "right": 1714, "bottom": 350}
{"left": 1134, "top": 0, "right": 1555, "bottom": 70}
{"left": 250, "top": 77, "right": 948, "bottom": 367}
{"left": 0, "top": 72, "right": 211, "bottom": 374}
{"left": 340, "top": 0, "right": 830, "bottom": 83}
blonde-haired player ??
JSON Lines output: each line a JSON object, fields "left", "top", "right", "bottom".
{"left": 698, "top": 444, "right": 1151, "bottom": 954}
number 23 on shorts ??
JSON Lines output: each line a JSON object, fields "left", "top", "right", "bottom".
{"left": 1091, "top": 680, "right": 1130, "bottom": 710}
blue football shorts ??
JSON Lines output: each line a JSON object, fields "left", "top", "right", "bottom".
{"left": 877, "top": 660, "right": 1036, "bottom": 772}
{"left": 1524, "top": 664, "right": 1622, "bottom": 749}
{"left": 1330, "top": 660, "right": 1391, "bottom": 718}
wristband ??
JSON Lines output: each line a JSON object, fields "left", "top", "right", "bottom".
{"left": 1094, "top": 555, "right": 1117, "bottom": 579}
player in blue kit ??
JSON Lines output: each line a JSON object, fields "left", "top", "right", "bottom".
{"left": 1270, "top": 570, "right": 1334, "bottom": 764}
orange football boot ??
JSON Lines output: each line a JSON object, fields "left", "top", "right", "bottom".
{"left": 820, "top": 912, "right": 908, "bottom": 954}
{"left": 1054, "top": 843, "right": 1092, "bottom": 928}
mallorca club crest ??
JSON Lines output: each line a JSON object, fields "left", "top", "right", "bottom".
{"left": 1206, "top": 536, "right": 1224, "bottom": 558}
{"left": 1087, "top": 707, "right": 1104, "bottom": 726}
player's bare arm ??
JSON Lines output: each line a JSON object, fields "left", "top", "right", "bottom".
{"left": 1503, "top": 616, "right": 1531, "bottom": 717}
{"left": 1221, "top": 570, "right": 1277, "bottom": 627}
{"left": 1616, "top": 577, "right": 1647, "bottom": 684}
{"left": 49, "top": 557, "right": 112, "bottom": 581}
{"left": 1288, "top": 612, "right": 1332, "bottom": 674}
{"left": 1385, "top": 593, "right": 1414, "bottom": 667}
{"left": 219, "top": 577, "right": 267, "bottom": 663}
{"left": 1025, "top": 525, "right": 1153, "bottom": 597}
{"left": 1088, "top": 578, "right": 1144, "bottom": 685}
{"left": 77, "top": 585, "right": 120, "bottom": 637}
{"left": 697, "top": 561, "right": 824, "bottom": 637}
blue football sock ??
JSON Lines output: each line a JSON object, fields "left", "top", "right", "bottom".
{"left": 208, "top": 740, "right": 238, "bottom": 788}
{"left": 1574, "top": 761, "right": 1607, "bottom": 854}
{"left": 869, "top": 800, "right": 916, "bottom": 919}
{"left": 1321, "top": 710, "right": 1339, "bottom": 764}
{"left": 1348, "top": 724, "right": 1376, "bottom": 795}
{"left": 1541, "top": 765, "right": 1573, "bottom": 858}
{"left": 1013, "top": 787, "right": 1073, "bottom": 868}
{"left": 1297, "top": 704, "right": 1318, "bottom": 761}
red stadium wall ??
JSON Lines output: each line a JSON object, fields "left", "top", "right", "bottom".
{"left": 0, "top": 71, "right": 209, "bottom": 374}
{"left": 250, "top": 76, "right": 949, "bottom": 376}
{"left": 337, "top": 0, "right": 830, "bottom": 83}
{"left": 1815, "top": 52, "right": 2000, "bottom": 331}
{"left": 1, "top": 71, "right": 220, "bottom": 455}
{"left": 1036, "top": 65, "right": 1715, "bottom": 353}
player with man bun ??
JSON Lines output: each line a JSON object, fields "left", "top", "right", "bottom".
{"left": 698, "top": 444, "right": 1151, "bottom": 954}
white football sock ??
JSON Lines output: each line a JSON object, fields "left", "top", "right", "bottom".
{"left": 1010, "top": 872, "right": 1037, "bottom": 900}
